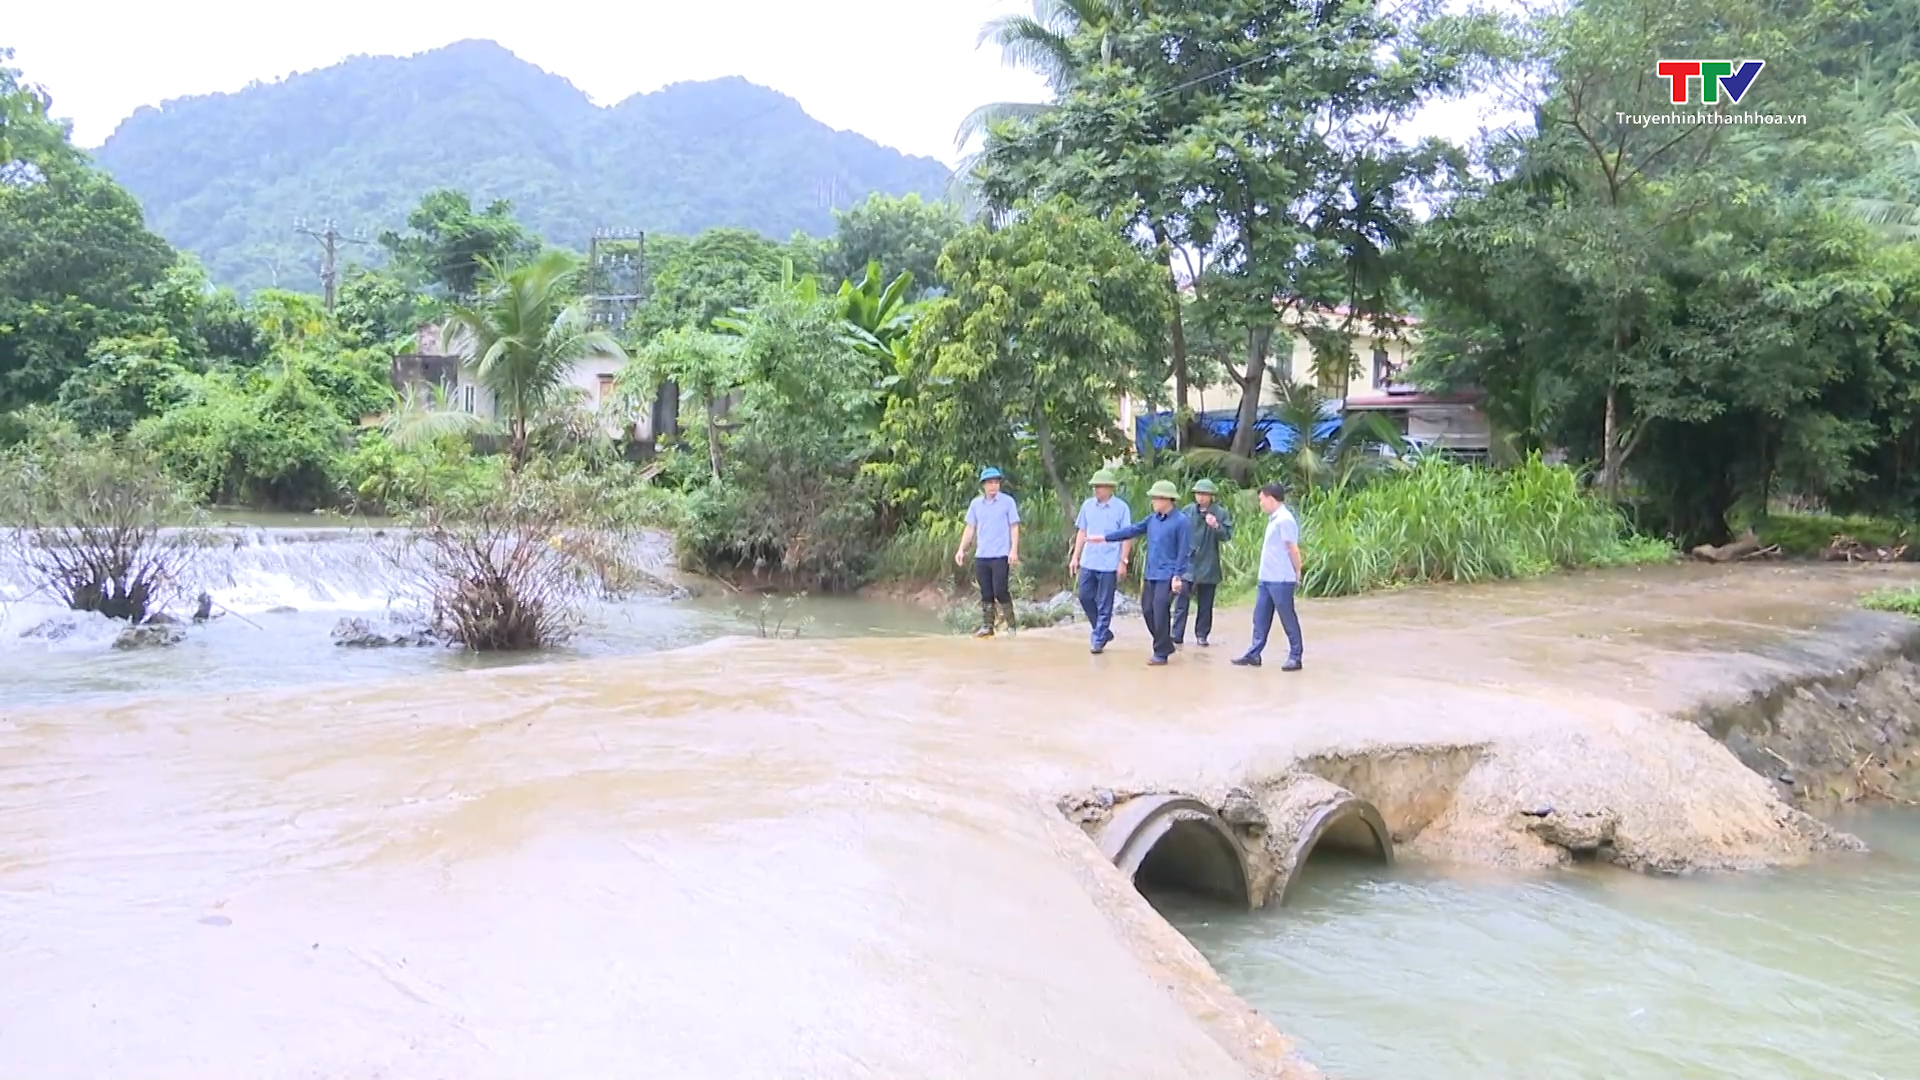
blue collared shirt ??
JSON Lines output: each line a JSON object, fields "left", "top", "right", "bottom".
{"left": 1074, "top": 495, "right": 1132, "bottom": 573}
{"left": 966, "top": 493, "right": 1020, "bottom": 559}
{"left": 1260, "top": 505, "right": 1300, "bottom": 583}
{"left": 1105, "top": 509, "right": 1193, "bottom": 582}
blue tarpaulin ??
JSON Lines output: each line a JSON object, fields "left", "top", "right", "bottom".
{"left": 1134, "top": 407, "right": 1341, "bottom": 456}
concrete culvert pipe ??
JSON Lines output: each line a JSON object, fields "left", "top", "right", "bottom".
{"left": 1094, "top": 794, "right": 1254, "bottom": 909}
{"left": 1264, "top": 778, "right": 1393, "bottom": 905}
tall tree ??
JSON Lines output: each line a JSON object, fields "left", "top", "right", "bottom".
{"left": 0, "top": 54, "right": 176, "bottom": 417}
{"left": 379, "top": 189, "right": 539, "bottom": 299}
{"left": 445, "top": 251, "right": 625, "bottom": 469}
{"left": 629, "top": 228, "right": 789, "bottom": 442}
{"left": 875, "top": 197, "right": 1167, "bottom": 519}
{"left": 970, "top": 0, "right": 1494, "bottom": 456}
{"left": 823, "top": 193, "right": 960, "bottom": 296}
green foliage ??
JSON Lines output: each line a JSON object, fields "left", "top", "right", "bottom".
{"left": 969, "top": 0, "right": 1498, "bottom": 456}
{"left": 824, "top": 193, "right": 961, "bottom": 295}
{"left": 336, "top": 266, "right": 434, "bottom": 350}
{"left": 0, "top": 134, "right": 176, "bottom": 415}
{"left": 91, "top": 41, "right": 951, "bottom": 292}
{"left": 1244, "top": 457, "right": 1669, "bottom": 599}
{"left": 379, "top": 188, "right": 539, "bottom": 298}
{"left": 1754, "top": 512, "right": 1914, "bottom": 557}
{"left": 0, "top": 410, "right": 200, "bottom": 622}
{"left": 341, "top": 430, "right": 504, "bottom": 516}
{"left": 671, "top": 284, "right": 893, "bottom": 590}
{"left": 444, "top": 249, "right": 625, "bottom": 467}
{"left": 870, "top": 197, "right": 1168, "bottom": 524}
{"left": 1861, "top": 585, "right": 1920, "bottom": 618}
{"left": 132, "top": 362, "right": 353, "bottom": 509}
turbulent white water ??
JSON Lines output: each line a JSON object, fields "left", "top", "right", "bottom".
{"left": 0, "top": 526, "right": 942, "bottom": 707}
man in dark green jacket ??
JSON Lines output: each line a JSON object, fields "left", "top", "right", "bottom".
{"left": 1172, "top": 478, "right": 1233, "bottom": 647}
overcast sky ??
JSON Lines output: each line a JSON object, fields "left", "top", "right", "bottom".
{"left": 9, "top": 0, "right": 1509, "bottom": 165}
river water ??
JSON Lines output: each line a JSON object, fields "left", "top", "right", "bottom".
{"left": 1161, "top": 809, "right": 1920, "bottom": 1080}
{"left": 0, "top": 526, "right": 943, "bottom": 707}
{"left": 5, "top": 538, "right": 1918, "bottom": 1078}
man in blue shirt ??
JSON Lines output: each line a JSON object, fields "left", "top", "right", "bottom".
{"left": 1069, "top": 469, "right": 1132, "bottom": 654}
{"left": 1085, "top": 479, "right": 1192, "bottom": 666}
{"left": 1234, "top": 482, "right": 1304, "bottom": 670}
{"left": 954, "top": 466, "right": 1021, "bottom": 637}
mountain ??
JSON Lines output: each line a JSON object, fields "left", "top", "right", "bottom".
{"left": 91, "top": 40, "right": 953, "bottom": 293}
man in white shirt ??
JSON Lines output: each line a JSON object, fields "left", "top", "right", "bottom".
{"left": 1232, "top": 482, "right": 1303, "bottom": 670}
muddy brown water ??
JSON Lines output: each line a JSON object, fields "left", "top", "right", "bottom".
{"left": 3, "top": 560, "right": 1919, "bottom": 1078}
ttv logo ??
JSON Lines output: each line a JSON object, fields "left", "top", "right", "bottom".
{"left": 1656, "top": 60, "right": 1765, "bottom": 105}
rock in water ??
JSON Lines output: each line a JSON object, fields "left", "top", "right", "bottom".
{"left": 20, "top": 618, "right": 80, "bottom": 642}
{"left": 330, "top": 617, "right": 438, "bottom": 648}
{"left": 113, "top": 625, "right": 186, "bottom": 650}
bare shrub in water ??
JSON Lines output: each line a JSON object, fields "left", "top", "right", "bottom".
{"left": 0, "top": 412, "right": 199, "bottom": 623}
{"left": 399, "top": 468, "right": 651, "bottom": 651}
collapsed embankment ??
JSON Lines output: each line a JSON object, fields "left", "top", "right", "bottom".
{"left": 1064, "top": 615, "right": 1920, "bottom": 912}
{"left": 1682, "top": 613, "right": 1920, "bottom": 808}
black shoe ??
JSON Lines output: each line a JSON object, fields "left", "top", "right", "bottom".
{"left": 1196, "top": 636, "right": 1210, "bottom": 648}
{"left": 1281, "top": 659, "right": 1302, "bottom": 672}
{"left": 1231, "top": 655, "right": 1261, "bottom": 667}
{"left": 1098, "top": 631, "right": 1115, "bottom": 647}
{"left": 1171, "top": 637, "right": 1184, "bottom": 647}
{"left": 1147, "top": 655, "right": 1169, "bottom": 666}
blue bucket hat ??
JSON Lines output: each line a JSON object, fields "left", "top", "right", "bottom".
{"left": 978, "top": 467, "right": 1004, "bottom": 483}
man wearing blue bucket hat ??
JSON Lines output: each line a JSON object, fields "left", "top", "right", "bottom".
{"left": 955, "top": 466, "right": 1021, "bottom": 637}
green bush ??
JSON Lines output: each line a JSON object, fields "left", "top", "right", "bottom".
{"left": 1755, "top": 512, "right": 1912, "bottom": 557}
{"left": 133, "top": 363, "right": 352, "bottom": 510}
{"left": 1862, "top": 585, "right": 1920, "bottom": 617}
{"left": 1287, "top": 456, "right": 1669, "bottom": 597}
{"left": 341, "top": 431, "right": 504, "bottom": 516}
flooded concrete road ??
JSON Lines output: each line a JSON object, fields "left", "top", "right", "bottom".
{"left": 1, "top": 563, "right": 1914, "bottom": 1078}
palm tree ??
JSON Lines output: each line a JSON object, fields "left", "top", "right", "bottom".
{"left": 1853, "top": 111, "right": 1920, "bottom": 240}
{"left": 381, "top": 382, "right": 495, "bottom": 451}
{"left": 952, "top": 0, "right": 1127, "bottom": 209}
{"left": 443, "top": 250, "right": 625, "bottom": 470}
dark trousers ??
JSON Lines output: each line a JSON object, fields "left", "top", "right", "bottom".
{"left": 974, "top": 556, "right": 1011, "bottom": 606}
{"left": 1077, "top": 568, "right": 1118, "bottom": 644}
{"left": 1171, "top": 581, "right": 1217, "bottom": 643}
{"left": 1247, "top": 581, "right": 1303, "bottom": 663}
{"left": 1141, "top": 578, "right": 1176, "bottom": 658}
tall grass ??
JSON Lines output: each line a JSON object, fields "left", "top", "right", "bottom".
{"left": 1283, "top": 456, "right": 1667, "bottom": 598}
{"left": 876, "top": 456, "right": 1670, "bottom": 602}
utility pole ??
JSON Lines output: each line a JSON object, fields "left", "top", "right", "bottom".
{"left": 293, "top": 218, "right": 369, "bottom": 312}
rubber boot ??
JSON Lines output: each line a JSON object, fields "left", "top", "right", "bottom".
{"left": 973, "top": 603, "right": 995, "bottom": 638}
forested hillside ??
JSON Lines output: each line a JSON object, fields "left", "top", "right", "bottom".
{"left": 91, "top": 39, "right": 951, "bottom": 292}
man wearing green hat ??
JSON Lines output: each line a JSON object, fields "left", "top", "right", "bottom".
{"left": 1172, "top": 479, "right": 1234, "bottom": 648}
{"left": 1069, "top": 468, "right": 1132, "bottom": 654}
{"left": 1085, "top": 479, "right": 1192, "bottom": 666}
{"left": 955, "top": 466, "right": 1021, "bottom": 637}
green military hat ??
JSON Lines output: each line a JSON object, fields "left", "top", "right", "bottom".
{"left": 1191, "top": 479, "right": 1218, "bottom": 495}
{"left": 1089, "top": 469, "right": 1120, "bottom": 488}
{"left": 1147, "top": 480, "right": 1180, "bottom": 500}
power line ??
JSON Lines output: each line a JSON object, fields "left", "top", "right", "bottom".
{"left": 293, "top": 218, "right": 371, "bottom": 312}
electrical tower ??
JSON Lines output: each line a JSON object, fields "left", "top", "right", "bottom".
{"left": 586, "top": 227, "right": 648, "bottom": 330}
{"left": 293, "top": 218, "right": 370, "bottom": 312}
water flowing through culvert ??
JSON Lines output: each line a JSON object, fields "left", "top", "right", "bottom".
{"left": 1157, "top": 807, "right": 1920, "bottom": 1080}
{"left": 0, "top": 526, "right": 944, "bottom": 707}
